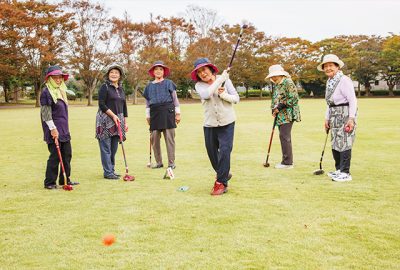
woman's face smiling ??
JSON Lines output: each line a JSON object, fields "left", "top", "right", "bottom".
{"left": 197, "top": 66, "right": 214, "bottom": 83}
{"left": 108, "top": 69, "right": 121, "bottom": 83}
{"left": 153, "top": 66, "right": 165, "bottom": 79}
{"left": 323, "top": 62, "right": 339, "bottom": 78}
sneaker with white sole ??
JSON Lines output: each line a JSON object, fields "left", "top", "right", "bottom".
{"left": 327, "top": 170, "right": 340, "bottom": 178}
{"left": 332, "top": 172, "right": 352, "bottom": 182}
{"left": 274, "top": 163, "right": 294, "bottom": 169}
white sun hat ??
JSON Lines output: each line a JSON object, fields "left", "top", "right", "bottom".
{"left": 317, "top": 54, "right": 345, "bottom": 71}
{"left": 265, "top": 64, "right": 290, "bottom": 80}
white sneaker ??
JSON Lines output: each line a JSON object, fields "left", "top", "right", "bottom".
{"left": 327, "top": 170, "right": 340, "bottom": 178}
{"left": 332, "top": 172, "right": 352, "bottom": 182}
{"left": 274, "top": 163, "right": 294, "bottom": 169}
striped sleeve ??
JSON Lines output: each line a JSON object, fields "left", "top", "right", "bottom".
{"left": 41, "top": 105, "right": 52, "bottom": 122}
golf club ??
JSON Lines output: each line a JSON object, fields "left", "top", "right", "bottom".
{"left": 54, "top": 138, "right": 73, "bottom": 191}
{"left": 147, "top": 130, "right": 152, "bottom": 168}
{"left": 117, "top": 122, "right": 135, "bottom": 181}
{"left": 263, "top": 115, "right": 278, "bottom": 167}
{"left": 313, "top": 128, "right": 330, "bottom": 175}
{"left": 221, "top": 22, "right": 249, "bottom": 87}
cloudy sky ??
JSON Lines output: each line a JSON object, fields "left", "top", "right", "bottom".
{"left": 98, "top": 0, "right": 399, "bottom": 42}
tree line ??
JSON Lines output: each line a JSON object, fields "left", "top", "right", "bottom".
{"left": 1, "top": 0, "right": 399, "bottom": 106}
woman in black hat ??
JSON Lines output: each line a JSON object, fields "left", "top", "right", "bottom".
{"left": 95, "top": 63, "right": 130, "bottom": 180}
{"left": 40, "top": 65, "right": 79, "bottom": 189}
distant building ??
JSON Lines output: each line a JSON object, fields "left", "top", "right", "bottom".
{"left": 352, "top": 79, "right": 400, "bottom": 91}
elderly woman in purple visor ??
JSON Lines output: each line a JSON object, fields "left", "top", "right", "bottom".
{"left": 40, "top": 65, "right": 79, "bottom": 189}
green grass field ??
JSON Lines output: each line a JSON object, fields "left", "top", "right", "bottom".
{"left": 0, "top": 99, "right": 399, "bottom": 269}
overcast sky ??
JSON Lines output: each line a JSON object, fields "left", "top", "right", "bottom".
{"left": 98, "top": 0, "right": 399, "bottom": 42}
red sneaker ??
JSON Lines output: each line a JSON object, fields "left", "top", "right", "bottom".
{"left": 211, "top": 181, "right": 227, "bottom": 196}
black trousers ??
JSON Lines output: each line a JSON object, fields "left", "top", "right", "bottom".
{"left": 332, "top": 149, "right": 351, "bottom": 174}
{"left": 204, "top": 122, "right": 235, "bottom": 186}
{"left": 278, "top": 122, "right": 294, "bottom": 165}
{"left": 44, "top": 141, "right": 72, "bottom": 187}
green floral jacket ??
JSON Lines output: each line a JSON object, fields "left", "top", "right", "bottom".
{"left": 270, "top": 78, "right": 301, "bottom": 126}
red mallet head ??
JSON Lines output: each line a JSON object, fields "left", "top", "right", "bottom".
{"left": 62, "top": 185, "right": 73, "bottom": 191}
{"left": 123, "top": 174, "right": 135, "bottom": 181}
{"left": 102, "top": 234, "right": 116, "bottom": 246}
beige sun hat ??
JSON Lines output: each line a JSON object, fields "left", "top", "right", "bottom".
{"left": 265, "top": 64, "right": 290, "bottom": 80}
{"left": 317, "top": 54, "right": 345, "bottom": 71}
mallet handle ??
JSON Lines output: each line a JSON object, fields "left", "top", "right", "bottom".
{"left": 55, "top": 138, "right": 68, "bottom": 185}
{"left": 265, "top": 116, "right": 278, "bottom": 164}
{"left": 221, "top": 27, "right": 245, "bottom": 88}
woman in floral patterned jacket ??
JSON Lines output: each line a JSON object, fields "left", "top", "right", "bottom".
{"left": 266, "top": 64, "right": 301, "bottom": 169}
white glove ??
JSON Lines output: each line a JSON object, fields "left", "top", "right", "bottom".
{"left": 220, "top": 69, "right": 229, "bottom": 82}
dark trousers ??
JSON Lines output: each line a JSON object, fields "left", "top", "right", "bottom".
{"left": 204, "top": 122, "right": 235, "bottom": 186}
{"left": 44, "top": 141, "right": 72, "bottom": 187}
{"left": 278, "top": 122, "right": 293, "bottom": 165}
{"left": 332, "top": 149, "right": 352, "bottom": 173}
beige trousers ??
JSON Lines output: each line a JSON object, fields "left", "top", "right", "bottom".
{"left": 151, "top": 129, "right": 175, "bottom": 166}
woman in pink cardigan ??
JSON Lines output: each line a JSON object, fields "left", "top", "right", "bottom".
{"left": 318, "top": 54, "right": 357, "bottom": 182}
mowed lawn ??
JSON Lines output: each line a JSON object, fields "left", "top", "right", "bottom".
{"left": 0, "top": 98, "right": 399, "bottom": 269}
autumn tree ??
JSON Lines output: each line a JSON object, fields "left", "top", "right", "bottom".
{"left": 63, "top": 0, "right": 115, "bottom": 106}
{"left": 0, "top": 0, "right": 25, "bottom": 103}
{"left": 0, "top": 0, "right": 74, "bottom": 106}
{"left": 352, "top": 35, "right": 383, "bottom": 96}
{"left": 380, "top": 34, "right": 400, "bottom": 96}
{"left": 21, "top": 0, "right": 75, "bottom": 107}
{"left": 158, "top": 16, "right": 196, "bottom": 97}
{"left": 111, "top": 12, "right": 143, "bottom": 103}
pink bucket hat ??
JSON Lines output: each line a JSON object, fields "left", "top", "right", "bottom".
{"left": 148, "top": 61, "right": 170, "bottom": 77}
{"left": 190, "top": 58, "right": 219, "bottom": 81}
{"left": 44, "top": 65, "right": 69, "bottom": 81}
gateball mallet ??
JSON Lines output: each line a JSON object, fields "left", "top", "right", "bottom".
{"left": 313, "top": 128, "right": 330, "bottom": 175}
{"left": 117, "top": 122, "right": 135, "bottom": 181}
{"left": 263, "top": 116, "right": 278, "bottom": 168}
{"left": 55, "top": 138, "right": 73, "bottom": 191}
{"left": 147, "top": 130, "right": 152, "bottom": 168}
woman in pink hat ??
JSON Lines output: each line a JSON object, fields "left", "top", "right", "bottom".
{"left": 40, "top": 65, "right": 79, "bottom": 189}
{"left": 143, "top": 61, "right": 181, "bottom": 169}
{"left": 191, "top": 58, "right": 239, "bottom": 196}
{"left": 318, "top": 54, "right": 357, "bottom": 182}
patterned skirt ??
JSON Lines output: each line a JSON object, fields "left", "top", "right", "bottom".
{"left": 328, "top": 105, "right": 356, "bottom": 152}
{"left": 95, "top": 110, "right": 126, "bottom": 141}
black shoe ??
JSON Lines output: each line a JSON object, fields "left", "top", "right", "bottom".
{"left": 104, "top": 174, "right": 119, "bottom": 180}
{"left": 44, "top": 185, "right": 57, "bottom": 190}
{"left": 114, "top": 173, "right": 121, "bottom": 177}
{"left": 67, "top": 181, "right": 79, "bottom": 185}
{"left": 152, "top": 164, "right": 164, "bottom": 169}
